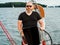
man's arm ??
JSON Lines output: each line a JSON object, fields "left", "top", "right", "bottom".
{"left": 18, "top": 20, "right": 24, "bottom": 36}
{"left": 38, "top": 18, "right": 45, "bottom": 31}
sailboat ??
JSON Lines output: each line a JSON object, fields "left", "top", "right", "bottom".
{"left": 12, "top": 5, "right": 14, "bottom": 8}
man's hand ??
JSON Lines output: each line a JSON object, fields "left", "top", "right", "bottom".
{"left": 20, "top": 30, "right": 24, "bottom": 37}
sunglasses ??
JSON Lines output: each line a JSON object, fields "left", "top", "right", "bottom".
{"left": 26, "top": 5, "right": 32, "bottom": 7}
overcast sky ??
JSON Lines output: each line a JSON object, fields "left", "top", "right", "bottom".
{"left": 0, "top": 0, "right": 60, "bottom": 6}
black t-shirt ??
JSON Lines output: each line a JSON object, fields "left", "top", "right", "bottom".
{"left": 18, "top": 11, "right": 41, "bottom": 29}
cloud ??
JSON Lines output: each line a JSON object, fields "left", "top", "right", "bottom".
{"left": 37, "top": 0, "right": 60, "bottom": 6}
{"left": 0, "top": 0, "right": 60, "bottom": 6}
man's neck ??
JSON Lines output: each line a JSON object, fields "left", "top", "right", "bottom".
{"left": 26, "top": 11, "right": 32, "bottom": 15}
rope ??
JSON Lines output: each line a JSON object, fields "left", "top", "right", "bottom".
{"left": 0, "top": 21, "right": 16, "bottom": 45}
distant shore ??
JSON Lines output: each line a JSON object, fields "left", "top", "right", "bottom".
{"left": 0, "top": 2, "right": 47, "bottom": 8}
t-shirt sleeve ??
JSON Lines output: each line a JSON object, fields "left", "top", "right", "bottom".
{"left": 18, "top": 13, "right": 22, "bottom": 20}
{"left": 36, "top": 12, "right": 42, "bottom": 20}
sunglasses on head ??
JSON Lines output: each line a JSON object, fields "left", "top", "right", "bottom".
{"left": 26, "top": 5, "right": 32, "bottom": 7}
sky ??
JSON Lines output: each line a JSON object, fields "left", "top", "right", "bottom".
{"left": 0, "top": 0, "right": 60, "bottom": 6}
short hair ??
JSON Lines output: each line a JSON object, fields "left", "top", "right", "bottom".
{"left": 26, "top": 1, "right": 34, "bottom": 5}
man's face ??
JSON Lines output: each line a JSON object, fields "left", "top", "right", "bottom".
{"left": 26, "top": 2, "right": 34, "bottom": 11}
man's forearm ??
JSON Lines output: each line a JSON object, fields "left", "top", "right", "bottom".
{"left": 39, "top": 18, "right": 45, "bottom": 30}
{"left": 40, "top": 21, "right": 45, "bottom": 30}
{"left": 18, "top": 26, "right": 24, "bottom": 37}
{"left": 18, "top": 25, "right": 23, "bottom": 33}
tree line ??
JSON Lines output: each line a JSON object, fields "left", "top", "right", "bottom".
{"left": 0, "top": 2, "right": 47, "bottom": 7}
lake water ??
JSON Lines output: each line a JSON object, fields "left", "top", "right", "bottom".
{"left": 0, "top": 8, "right": 60, "bottom": 45}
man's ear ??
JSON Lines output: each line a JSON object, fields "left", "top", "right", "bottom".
{"left": 31, "top": 5, "right": 35, "bottom": 10}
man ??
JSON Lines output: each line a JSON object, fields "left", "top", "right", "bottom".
{"left": 18, "top": 2, "right": 45, "bottom": 45}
